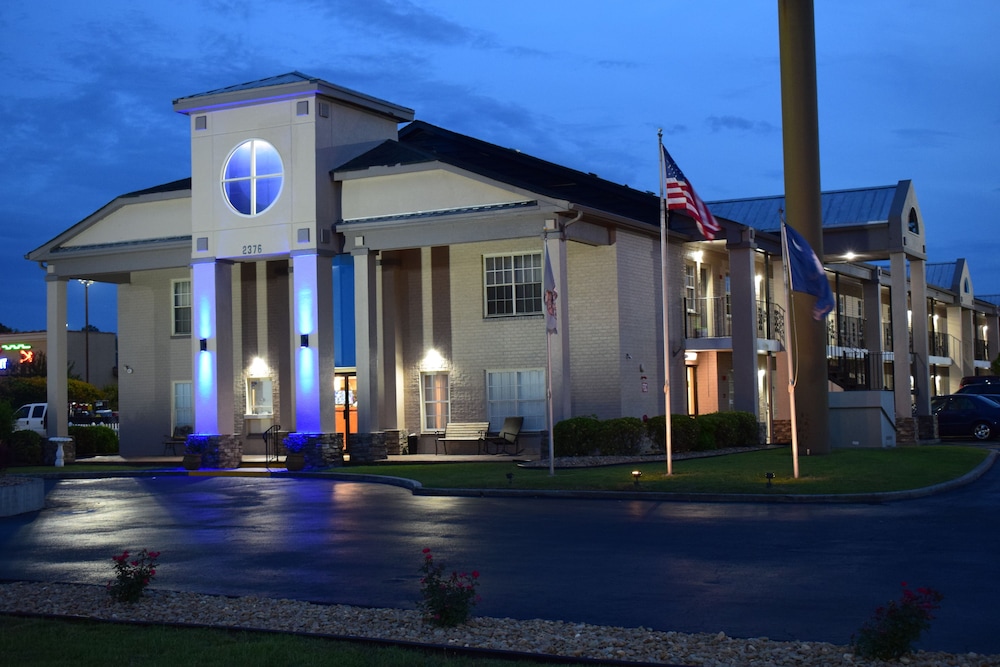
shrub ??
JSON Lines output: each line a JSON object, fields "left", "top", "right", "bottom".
{"left": 107, "top": 549, "right": 160, "bottom": 603}
{"left": 8, "top": 430, "right": 44, "bottom": 466}
{"left": 598, "top": 417, "right": 645, "bottom": 455}
{"left": 694, "top": 413, "right": 722, "bottom": 451}
{"left": 670, "top": 415, "right": 701, "bottom": 452}
{"left": 553, "top": 415, "right": 602, "bottom": 457}
{"left": 69, "top": 425, "right": 119, "bottom": 457}
{"left": 418, "top": 548, "right": 480, "bottom": 627}
{"left": 645, "top": 415, "right": 666, "bottom": 453}
{"left": 852, "top": 583, "right": 943, "bottom": 660}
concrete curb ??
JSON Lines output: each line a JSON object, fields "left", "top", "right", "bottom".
{"left": 8, "top": 449, "right": 997, "bottom": 505}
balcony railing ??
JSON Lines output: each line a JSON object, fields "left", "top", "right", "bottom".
{"left": 827, "top": 314, "right": 865, "bottom": 349}
{"left": 682, "top": 297, "right": 784, "bottom": 341}
{"left": 975, "top": 338, "right": 989, "bottom": 361}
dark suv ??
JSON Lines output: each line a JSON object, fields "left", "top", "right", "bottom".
{"left": 959, "top": 375, "right": 1000, "bottom": 387}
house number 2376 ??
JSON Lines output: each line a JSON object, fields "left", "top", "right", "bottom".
{"left": 242, "top": 244, "right": 262, "bottom": 255}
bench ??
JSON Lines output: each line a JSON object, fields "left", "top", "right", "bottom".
{"left": 435, "top": 422, "right": 491, "bottom": 455}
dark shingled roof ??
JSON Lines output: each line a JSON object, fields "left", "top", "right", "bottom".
{"left": 336, "top": 121, "right": 661, "bottom": 227}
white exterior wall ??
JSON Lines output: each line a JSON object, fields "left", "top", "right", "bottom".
{"left": 613, "top": 230, "right": 663, "bottom": 418}
{"left": 117, "top": 267, "right": 192, "bottom": 455}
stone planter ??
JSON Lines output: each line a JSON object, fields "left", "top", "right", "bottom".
{"left": 282, "top": 433, "right": 344, "bottom": 470}
{"left": 182, "top": 453, "right": 202, "bottom": 470}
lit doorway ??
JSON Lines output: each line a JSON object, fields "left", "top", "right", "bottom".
{"left": 334, "top": 372, "right": 357, "bottom": 447}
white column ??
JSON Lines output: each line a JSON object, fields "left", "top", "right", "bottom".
{"left": 728, "top": 240, "right": 759, "bottom": 415}
{"left": 890, "top": 252, "right": 911, "bottom": 419}
{"left": 45, "top": 275, "right": 68, "bottom": 437}
{"left": 193, "top": 260, "right": 235, "bottom": 434}
{"left": 292, "top": 253, "right": 335, "bottom": 433}
{"left": 910, "top": 259, "right": 930, "bottom": 416}
{"left": 353, "top": 248, "right": 378, "bottom": 434}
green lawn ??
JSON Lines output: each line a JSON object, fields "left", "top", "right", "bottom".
{"left": 0, "top": 616, "right": 573, "bottom": 667}
{"left": 339, "top": 446, "right": 990, "bottom": 495}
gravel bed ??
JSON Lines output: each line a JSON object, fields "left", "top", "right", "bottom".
{"left": 2, "top": 581, "right": 996, "bottom": 666}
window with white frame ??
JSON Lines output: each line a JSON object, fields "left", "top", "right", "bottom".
{"left": 684, "top": 264, "right": 697, "bottom": 311}
{"left": 173, "top": 382, "right": 193, "bottom": 430}
{"left": 486, "top": 369, "right": 545, "bottom": 431}
{"left": 172, "top": 279, "right": 192, "bottom": 336}
{"left": 484, "top": 253, "right": 543, "bottom": 317}
{"left": 420, "top": 372, "right": 450, "bottom": 432}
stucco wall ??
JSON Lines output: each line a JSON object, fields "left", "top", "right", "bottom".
{"left": 117, "top": 268, "right": 192, "bottom": 456}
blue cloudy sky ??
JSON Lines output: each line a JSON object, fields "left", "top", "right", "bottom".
{"left": 2, "top": 0, "right": 997, "bottom": 333}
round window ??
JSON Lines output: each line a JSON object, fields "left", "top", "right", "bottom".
{"left": 221, "top": 139, "right": 283, "bottom": 216}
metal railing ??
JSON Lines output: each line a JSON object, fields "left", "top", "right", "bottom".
{"left": 682, "top": 297, "right": 784, "bottom": 341}
{"left": 263, "top": 424, "right": 282, "bottom": 471}
{"left": 827, "top": 314, "right": 865, "bottom": 349}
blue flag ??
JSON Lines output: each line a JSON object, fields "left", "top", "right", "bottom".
{"left": 783, "top": 223, "right": 834, "bottom": 320}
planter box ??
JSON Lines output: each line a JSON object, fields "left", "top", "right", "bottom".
{"left": 0, "top": 477, "right": 44, "bottom": 517}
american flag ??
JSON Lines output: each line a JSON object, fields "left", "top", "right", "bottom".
{"left": 661, "top": 145, "right": 721, "bottom": 240}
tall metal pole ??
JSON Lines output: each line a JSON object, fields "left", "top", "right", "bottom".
{"left": 78, "top": 279, "right": 94, "bottom": 384}
{"left": 658, "top": 130, "right": 673, "bottom": 475}
{"left": 778, "top": 0, "right": 830, "bottom": 454}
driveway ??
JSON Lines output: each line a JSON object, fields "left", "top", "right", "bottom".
{"left": 1, "top": 457, "right": 999, "bottom": 655}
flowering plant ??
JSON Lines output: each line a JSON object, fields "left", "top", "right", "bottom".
{"left": 418, "top": 548, "right": 481, "bottom": 627}
{"left": 107, "top": 548, "right": 160, "bottom": 603}
{"left": 283, "top": 433, "right": 312, "bottom": 453}
{"left": 852, "top": 582, "right": 943, "bottom": 660}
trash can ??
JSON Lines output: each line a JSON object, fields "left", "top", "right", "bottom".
{"left": 407, "top": 433, "right": 419, "bottom": 455}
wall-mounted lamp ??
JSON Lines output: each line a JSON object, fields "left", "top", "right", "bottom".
{"left": 632, "top": 470, "right": 642, "bottom": 487}
{"left": 199, "top": 338, "right": 208, "bottom": 352}
{"left": 300, "top": 334, "right": 310, "bottom": 348}
{"left": 124, "top": 365, "right": 133, "bottom": 374}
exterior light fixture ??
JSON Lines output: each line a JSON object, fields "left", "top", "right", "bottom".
{"left": 632, "top": 470, "right": 642, "bottom": 486}
{"left": 765, "top": 471, "right": 775, "bottom": 488}
{"left": 300, "top": 334, "right": 309, "bottom": 348}
{"left": 199, "top": 338, "right": 208, "bottom": 352}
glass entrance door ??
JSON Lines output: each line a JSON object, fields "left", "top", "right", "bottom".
{"left": 334, "top": 373, "right": 357, "bottom": 447}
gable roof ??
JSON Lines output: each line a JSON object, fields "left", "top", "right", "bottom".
{"left": 708, "top": 185, "right": 899, "bottom": 233}
{"left": 336, "top": 121, "right": 662, "bottom": 228}
{"left": 925, "top": 261, "right": 959, "bottom": 291}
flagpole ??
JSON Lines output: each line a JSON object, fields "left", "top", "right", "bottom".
{"left": 543, "top": 231, "right": 557, "bottom": 476}
{"left": 779, "top": 218, "right": 801, "bottom": 479}
{"left": 658, "top": 130, "right": 673, "bottom": 475}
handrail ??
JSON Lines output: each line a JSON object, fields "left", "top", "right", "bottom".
{"left": 263, "top": 424, "right": 281, "bottom": 471}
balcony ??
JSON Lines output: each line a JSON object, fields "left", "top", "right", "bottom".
{"left": 827, "top": 314, "right": 865, "bottom": 349}
{"left": 682, "top": 297, "right": 785, "bottom": 341}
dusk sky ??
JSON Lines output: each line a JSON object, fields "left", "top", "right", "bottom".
{"left": 3, "top": 1, "right": 997, "bottom": 334}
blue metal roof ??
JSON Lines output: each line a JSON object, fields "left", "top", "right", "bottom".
{"left": 708, "top": 185, "right": 898, "bottom": 232}
{"left": 925, "top": 262, "right": 958, "bottom": 291}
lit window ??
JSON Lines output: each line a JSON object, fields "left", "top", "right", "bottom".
{"left": 172, "top": 279, "right": 192, "bottom": 336}
{"left": 222, "top": 139, "right": 283, "bottom": 216}
{"left": 486, "top": 369, "right": 545, "bottom": 431}
{"left": 421, "top": 372, "right": 450, "bottom": 431}
{"left": 484, "top": 253, "right": 542, "bottom": 317}
{"left": 173, "top": 382, "right": 193, "bottom": 430}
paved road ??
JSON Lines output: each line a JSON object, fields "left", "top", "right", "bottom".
{"left": 2, "top": 459, "right": 999, "bottom": 655}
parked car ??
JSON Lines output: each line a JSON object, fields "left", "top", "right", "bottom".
{"left": 956, "top": 383, "right": 1000, "bottom": 398}
{"left": 931, "top": 394, "right": 1000, "bottom": 440}
{"left": 13, "top": 403, "right": 48, "bottom": 436}
{"left": 959, "top": 375, "right": 1000, "bottom": 387}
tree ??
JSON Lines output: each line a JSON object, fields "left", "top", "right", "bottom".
{"left": 0, "top": 323, "right": 14, "bottom": 334}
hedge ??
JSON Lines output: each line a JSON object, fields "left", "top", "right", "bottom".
{"left": 554, "top": 411, "right": 761, "bottom": 457}
{"left": 69, "top": 425, "right": 119, "bottom": 457}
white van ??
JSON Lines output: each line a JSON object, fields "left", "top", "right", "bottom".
{"left": 13, "top": 403, "right": 48, "bottom": 436}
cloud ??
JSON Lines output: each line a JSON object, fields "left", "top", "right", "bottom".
{"left": 892, "top": 127, "right": 957, "bottom": 147}
{"left": 306, "top": 0, "right": 493, "bottom": 48}
{"left": 706, "top": 115, "right": 779, "bottom": 134}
